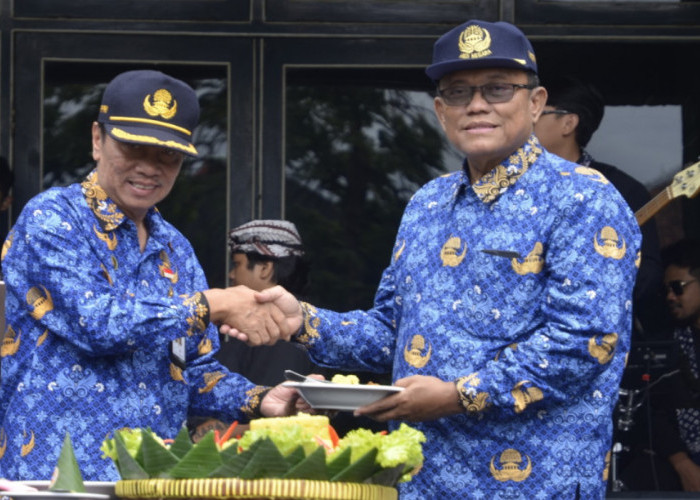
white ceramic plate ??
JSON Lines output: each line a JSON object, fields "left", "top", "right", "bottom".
{"left": 0, "top": 492, "right": 109, "bottom": 499}
{"left": 2, "top": 481, "right": 114, "bottom": 500}
{"left": 283, "top": 381, "right": 403, "bottom": 411}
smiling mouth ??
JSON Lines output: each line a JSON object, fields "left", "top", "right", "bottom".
{"left": 465, "top": 123, "right": 496, "bottom": 131}
{"left": 130, "top": 181, "right": 158, "bottom": 191}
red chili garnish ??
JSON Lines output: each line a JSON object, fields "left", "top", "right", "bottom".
{"left": 328, "top": 425, "right": 340, "bottom": 448}
{"left": 214, "top": 430, "right": 221, "bottom": 445}
{"left": 379, "top": 430, "right": 388, "bottom": 435}
{"left": 163, "top": 438, "right": 174, "bottom": 445}
{"left": 219, "top": 421, "right": 239, "bottom": 444}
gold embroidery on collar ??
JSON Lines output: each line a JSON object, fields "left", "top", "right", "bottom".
{"left": 81, "top": 171, "right": 124, "bottom": 232}
{"left": 471, "top": 135, "right": 542, "bottom": 203}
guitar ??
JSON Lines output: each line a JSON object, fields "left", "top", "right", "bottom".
{"left": 635, "top": 160, "right": 700, "bottom": 226}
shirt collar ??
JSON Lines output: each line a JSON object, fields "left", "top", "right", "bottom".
{"left": 578, "top": 149, "right": 594, "bottom": 167}
{"left": 467, "top": 134, "right": 543, "bottom": 203}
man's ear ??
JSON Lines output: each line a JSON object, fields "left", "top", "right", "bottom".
{"left": 91, "top": 122, "right": 103, "bottom": 162}
{"left": 562, "top": 113, "right": 580, "bottom": 137}
{"left": 258, "top": 260, "right": 275, "bottom": 282}
{"left": 434, "top": 97, "right": 448, "bottom": 131}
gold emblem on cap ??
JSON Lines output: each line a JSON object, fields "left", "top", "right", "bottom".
{"left": 143, "top": 89, "right": 178, "bottom": 120}
{"left": 459, "top": 25, "right": 492, "bottom": 60}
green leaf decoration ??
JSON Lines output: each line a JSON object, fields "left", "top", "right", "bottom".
{"left": 141, "top": 428, "right": 180, "bottom": 478}
{"left": 366, "top": 463, "right": 405, "bottom": 486}
{"left": 331, "top": 448, "right": 380, "bottom": 483}
{"left": 114, "top": 432, "right": 149, "bottom": 480}
{"left": 284, "top": 445, "right": 307, "bottom": 469}
{"left": 326, "top": 447, "right": 351, "bottom": 479}
{"left": 209, "top": 439, "right": 260, "bottom": 478}
{"left": 169, "top": 425, "right": 193, "bottom": 459}
{"left": 49, "top": 433, "right": 86, "bottom": 493}
{"left": 239, "top": 438, "right": 291, "bottom": 479}
{"left": 167, "top": 431, "right": 223, "bottom": 479}
{"left": 283, "top": 446, "right": 328, "bottom": 481}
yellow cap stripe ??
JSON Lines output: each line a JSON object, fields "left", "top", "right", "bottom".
{"left": 110, "top": 127, "right": 198, "bottom": 155}
{"left": 109, "top": 116, "right": 192, "bottom": 136}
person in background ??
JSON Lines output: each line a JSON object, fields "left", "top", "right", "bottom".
{"left": 534, "top": 75, "right": 664, "bottom": 338}
{"left": 239, "top": 19, "right": 641, "bottom": 498}
{"left": 219, "top": 219, "right": 315, "bottom": 385}
{"left": 0, "top": 155, "right": 14, "bottom": 256}
{"left": 189, "top": 220, "right": 319, "bottom": 441}
{"left": 621, "top": 239, "right": 700, "bottom": 492}
{"left": 0, "top": 156, "right": 13, "bottom": 214}
{"left": 0, "top": 70, "right": 306, "bottom": 481}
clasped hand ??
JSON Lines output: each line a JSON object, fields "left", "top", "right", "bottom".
{"left": 206, "top": 285, "right": 302, "bottom": 346}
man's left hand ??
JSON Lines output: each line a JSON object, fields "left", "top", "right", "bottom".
{"left": 353, "top": 375, "right": 462, "bottom": 422}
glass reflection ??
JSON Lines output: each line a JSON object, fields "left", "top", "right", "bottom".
{"left": 285, "top": 83, "right": 451, "bottom": 311}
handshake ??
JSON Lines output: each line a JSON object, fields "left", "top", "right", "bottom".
{"left": 203, "top": 285, "right": 303, "bottom": 346}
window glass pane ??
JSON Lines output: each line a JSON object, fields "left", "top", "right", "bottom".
{"left": 285, "top": 76, "right": 451, "bottom": 311}
{"left": 587, "top": 105, "right": 684, "bottom": 246}
{"left": 587, "top": 105, "right": 683, "bottom": 190}
{"left": 43, "top": 62, "right": 228, "bottom": 287}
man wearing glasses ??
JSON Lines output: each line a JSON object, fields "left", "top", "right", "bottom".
{"left": 623, "top": 239, "right": 700, "bottom": 491}
{"left": 244, "top": 20, "right": 641, "bottom": 498}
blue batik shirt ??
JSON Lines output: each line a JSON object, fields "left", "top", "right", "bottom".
{"left": 296, "top": 136, "right": 641, "bottom": 499}
{"left": 0, "top": 170, "right": 267, "bottom": 481}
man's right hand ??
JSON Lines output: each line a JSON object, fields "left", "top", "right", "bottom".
{"left": 203, "top": 286, "right": 288, "bottom": 345}
{"left": 217, "top": 285, "right": 303, "bottom": 346}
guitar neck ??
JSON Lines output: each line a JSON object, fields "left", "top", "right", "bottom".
{"left": 635, "top": 186, "right": 672, "bottom": 226}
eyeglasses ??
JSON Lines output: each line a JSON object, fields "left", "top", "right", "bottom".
{"left": 541, "top": 109, "right": 571, "bottom": 116}
{"left": 664, "top": 279, "right": 697, "bottom": 296}
{"left": 437, "top": 83, "right": 535, "bottom": 107}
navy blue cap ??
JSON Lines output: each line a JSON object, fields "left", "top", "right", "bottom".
{"left": 97, "top": 70, "right": 200, "bottom": 157}
{"left": 426, "top": 20, "right": 538, "bottom": 82}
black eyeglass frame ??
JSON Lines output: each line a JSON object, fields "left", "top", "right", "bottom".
{"left": 540, "top": 109, "right": 572, "bottom": 116}
{"left": 664, "top": 279, "right": 698, "bottom": 296}
{"left": 436, "top": 83, "right": 535, "bottom": 107}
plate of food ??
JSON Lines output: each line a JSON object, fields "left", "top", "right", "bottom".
{"left": 282, "top": 371, "right": 403, "bottom": 411}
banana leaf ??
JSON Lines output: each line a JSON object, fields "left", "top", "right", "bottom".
{"left": 331, "top": 448, "right": 380, "bottom": 483}
{"left": 49, "top": 433, "right": 86, "bottom": 493}
{"left": 141, "top": 428, "right": 180, "bottom": 478}
{"left": 114, "top": 432, "right": 148, "bottom": 480}
{"left": 284, "top": 445, "right": 307, "bottom": 468}
{"left": 238, "top": 438, "right": 290, "bottom": 479}
{"left": 169, "top": 426, "right": 193, "bottom": 459}
{"left": 283, "top": 446, "right": 328, "bottom": 481}
{"left": 326, "top": 447, "right": 351, "bottom": 479}
{"left": 167, "top": 432, "right": 223, "bottom": 478}
{"left": 365, "top": 463, "right": 405, "bottom": 486}
{"left": 209, "top": 438, "right": 260, "bottom": 478}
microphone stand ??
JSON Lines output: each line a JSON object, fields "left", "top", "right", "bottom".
{"left": 611, "top": 368, "right": 680, "bottom": 492}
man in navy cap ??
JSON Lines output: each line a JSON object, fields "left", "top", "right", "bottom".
{"left": 244, "top": 20, "right": 641, "bottom": 497}
{"left": 0, "top": 70, "right": 306, "bottom": 481}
